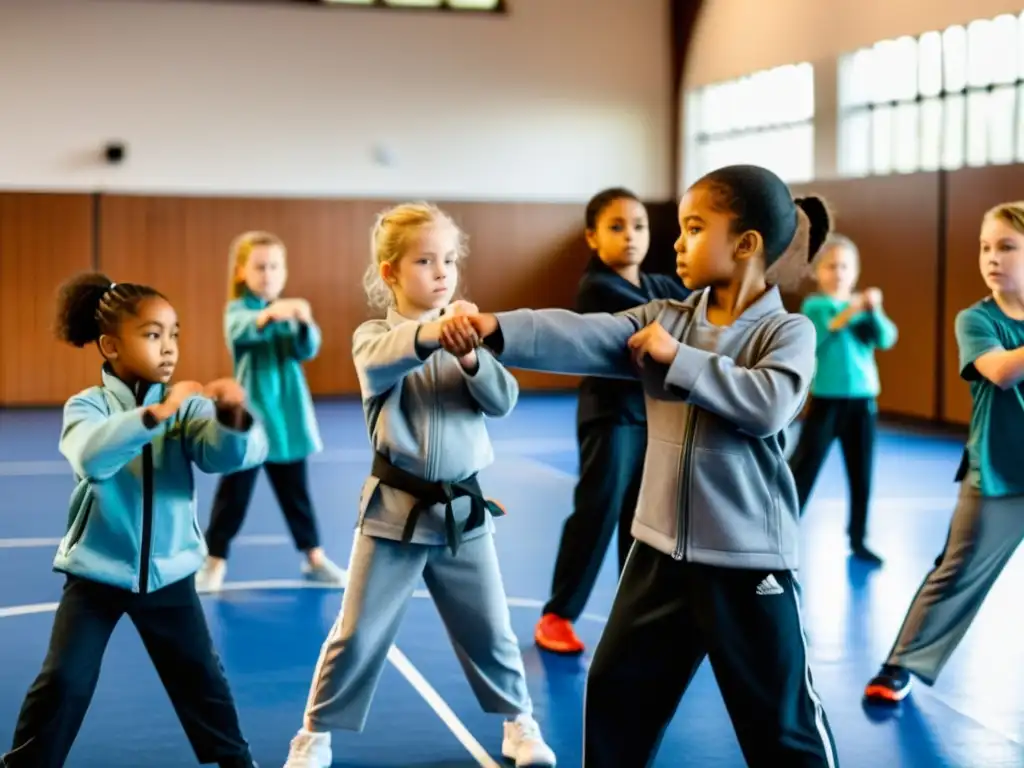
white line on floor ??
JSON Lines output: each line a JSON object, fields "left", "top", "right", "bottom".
{"left": 0, "top": 534, "right": 292, "bottom": 549}
{"left": 0, "top": 601, "right": 60, "bottom": 618}
{"left": 6, "top": 581, "right": 1020, "bottom": 752}
{"left": 387, "top": 644, "right": 504, "bottom": 768}
{"left": 0, "top": 438, "right": 580, "bottom": 477}
{"left": 0, "top": 579, "right": 582, "bottom": 768}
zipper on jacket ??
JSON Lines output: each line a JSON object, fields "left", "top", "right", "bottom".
{"left": 433, "top": 355, "right": 443, "bottom": 474}
{"left": 425, "top": 354, "right": 439, "bottom": 480}
{"left": 137, "top": 383, "right": 155, "bottom": 594}
{"left": 673, "top": 408, "right": 699, "bottom": 561}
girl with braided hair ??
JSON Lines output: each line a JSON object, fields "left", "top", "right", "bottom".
{"left": 2, "top": 273, "right": 267, "bottom": 768}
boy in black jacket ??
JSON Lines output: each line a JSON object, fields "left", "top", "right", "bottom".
{"left": 534, "top": 188, "right": 690, "bottom": 655}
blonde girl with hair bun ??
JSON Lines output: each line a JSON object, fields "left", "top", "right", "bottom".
{"left": 282, "top": 203, "right": 556, "bottom": 768}
{"left": 196, "top": 230, "right": 345, "bottom": 593}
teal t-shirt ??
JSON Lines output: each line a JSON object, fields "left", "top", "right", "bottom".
{"left": 225, "top": 293, "right": 324, "bottom": 464}
{"left": 801, "top": 294, "right": 898, "bottom": 398}
{"left": 956, "top": 297, "right": 1024, "bottom": 497}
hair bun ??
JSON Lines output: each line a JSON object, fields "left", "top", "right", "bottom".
{"left": 55, "top": 271, "right": 115, "bottom": 347}
{"left": 794, "top": 196, "right": 832, "bottom": 262}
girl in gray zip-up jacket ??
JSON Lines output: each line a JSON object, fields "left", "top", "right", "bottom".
{"left": 282, "top": 202, "right": 555, "bottom": 768}
{"left": 440, "top": 166, "right": 841, "bottom": 768}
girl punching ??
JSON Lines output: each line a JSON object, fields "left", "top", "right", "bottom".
{"left": 864, "top": 201, "right": 1024, "bottom": 703}
{"left": 535, "top": 187, "right": 690, "bottom": 655}
{"left": 788, "top": 234, "right": 897, "bottom": 565}
{"left": 440, "top": 165, "right": 840, "bottom": 767}
{"left": 2, "top": 273, "right": 267, "bottom": 768}
{"left": 282, "top": 204, "right": 556, "bottom": 768}
{"left": 197, "top": 231, "right": 344, "bottom": 592}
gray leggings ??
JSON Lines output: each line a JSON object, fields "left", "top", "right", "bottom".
{"left": 887, "top": 483, "right": 1024, "bottom": 684}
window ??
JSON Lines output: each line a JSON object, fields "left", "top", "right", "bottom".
{"left": 837, "top": 12, "right": 1024, "bottom": 177}
{"left": 683, "top": 63, "right": 815, "bottom": 187}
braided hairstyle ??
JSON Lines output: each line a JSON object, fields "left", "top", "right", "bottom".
{"left": 56, "top": 272, "right": 166, "bottom": 349}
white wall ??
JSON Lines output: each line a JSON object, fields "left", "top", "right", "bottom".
{"left": 0, "top": 0, "right": 671, "bottom": 201}
{"left": 684, "top": 0, "right": 1024, "bottom": 88}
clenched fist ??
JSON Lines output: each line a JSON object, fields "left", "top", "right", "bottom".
{"left": 627, "top": 322, "right": 680, "bottom": 368}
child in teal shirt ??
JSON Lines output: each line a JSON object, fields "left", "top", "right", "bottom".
{"left": 865, "top": 200, "right": 1024, "bottom": 704}
{"left": 197, "top": 231, "right": 344, "bottom": 592}
{"left": 788, "top": 234, "right": 897, "bottom": 564}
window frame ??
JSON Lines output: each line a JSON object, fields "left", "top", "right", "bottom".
{"left": 316, "top": 0, "right": 506, "bottom": 13}
{"left": 684, "top": 62, "right": 816, "bottom": 186}
{"left": 837, "top": 13, "right": 1024, "bottom": 177}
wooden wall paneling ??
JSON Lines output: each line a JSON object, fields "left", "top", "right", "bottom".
{"left": 99, "top": 195, "right": 225, "bottom": 385}
{"left": 791, "top": 174, "right": 941, "bottom": 420}
{"left": 98, "top": 195, "right": 362, "bottom": 394}
{"left": 451, "top": 202, "right": 590, "bottom": 390}
{"left": 0, "top": 193, "right": 97, "bottom": 406}
{"left": 96, "top": 196, "right": 592, "bottom": 399}
{"left": 342, "top": 198, "right": 405, "bottom": 395}
{"left": 942, "top": 166, "right": 1024, "bottom": 425}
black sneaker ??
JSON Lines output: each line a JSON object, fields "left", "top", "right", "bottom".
{"left": 851, "top": 543, "right": 883, "bottom": 565}
{"left": 864, "top": 664, "right": 912, "bottom": 703}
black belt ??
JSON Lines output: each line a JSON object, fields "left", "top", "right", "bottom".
{"left": 371, "top": 452, "right": 505, "bottom": 555}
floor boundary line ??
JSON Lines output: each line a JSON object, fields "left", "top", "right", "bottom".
{"left": 0, "top": 534, "right": 293, "bottom": 549}
{"left": 0, "top": 580, "right": 551, "bottom": 768}
{"left": 2, "top": 583, "right": 1022, "bottom": 752}
{"left": 387, "top": 644, "right": 503, "bottom": 768}
{"left": 0, "top": 579, "right": 610, "bottom": 623}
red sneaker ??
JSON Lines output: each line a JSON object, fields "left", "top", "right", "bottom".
{"left": 534, "top": 613, "right": 585, "bottom": 655}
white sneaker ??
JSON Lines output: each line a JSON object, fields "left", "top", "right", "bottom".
{"left": 302, "top": 556, "right": 346, "bottom": 586}
{"left": 283, "top": 729, "right": 332, "bottom": 768}
{"left": 501, "top": 714, "right": 556, "bottom": 767}
{"left": 196, "top": 558, "right": 227, "bottom": 593}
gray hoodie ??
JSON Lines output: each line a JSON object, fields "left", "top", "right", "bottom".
{"left": 491, "top": 286, "right": 816, "bottom": 570}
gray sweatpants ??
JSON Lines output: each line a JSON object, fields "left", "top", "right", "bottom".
{"left": 886, "top": 482, "right": 1024, "bottom": 684}
{"left": 303, "top": 530, "right": 533, "bottom": 732}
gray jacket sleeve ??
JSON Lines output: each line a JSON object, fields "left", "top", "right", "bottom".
{"left": 663, "top": 314, "right": 816, "bottom": 438}
{"left": 352, "top": 320, "right": 428, "bottom": 398}
{"left": 489, "top": 303, "right": 662, "bottom": 379}
{"left": 460, "top": 348, "right": 519, "bottom": 417}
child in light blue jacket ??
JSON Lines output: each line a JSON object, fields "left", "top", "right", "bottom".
{"left": 2, "top": 273, "right": 267, "bottom": 768}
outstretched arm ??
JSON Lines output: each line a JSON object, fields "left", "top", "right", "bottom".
{"left": 459, "top": 303, "right": 663, "bottom": 379}
{"left": 634, "top": 315, "right": 817, "bottom": 438}
{"left": 353, "top": 319, "right": 452, "bottom": 397}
